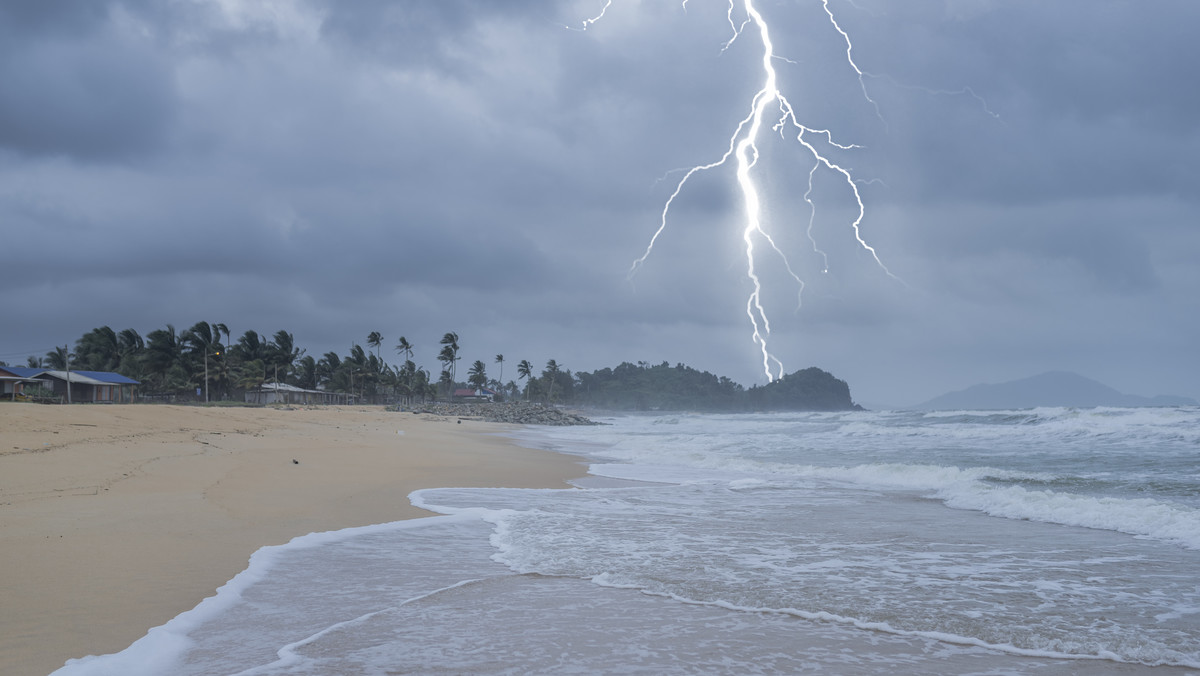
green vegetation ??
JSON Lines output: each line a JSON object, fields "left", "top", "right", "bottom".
{"left": 573, "top": 361, "right": 860, "bottom": 412}
{"left": 745, "top": 367, "right": 861, "bottom": 411}
{"left": 17, "top": 324, "right": 860, "bottom": 410}
{"left": 575, "top": 361, "right": 744, "bottom": 411}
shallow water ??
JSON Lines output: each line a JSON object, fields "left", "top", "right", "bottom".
{"left": 56, "top": 407, "right": 1200, "bottom": 674}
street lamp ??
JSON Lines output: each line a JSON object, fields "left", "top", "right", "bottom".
{"left": 204, "top": 349, "right": 221, "bottom": 403}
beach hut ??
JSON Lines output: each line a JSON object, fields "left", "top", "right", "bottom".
{"left": 452, "top": 387, "right": 495, "bottom": 403}
{"left": 243, "top": 382, "right": 353, "bottom": 405}
{"left": 0, "top": 367, "right": 139, "bottom": 403}
{"left": 42, "top": 369, "right": 139, "bottom": 403}
{"left": 0, "top": 366, "right": 45, "bottom": 401}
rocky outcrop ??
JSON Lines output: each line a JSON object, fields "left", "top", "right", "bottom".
{"left": 402, "top": 402, "right": 600, "bottom": 426}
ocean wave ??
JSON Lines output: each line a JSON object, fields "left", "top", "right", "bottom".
{"left": 805, "top": 463, "right": 1200, "bottom": 550}
{"left": 583, "top": 458, "right": 1200, "bottom": 550}
{"left": 936, "top": 481, "right": 1200, "bottom": 550}
{"left": 578, "top": 580, "right": 1200, "bottom": 669}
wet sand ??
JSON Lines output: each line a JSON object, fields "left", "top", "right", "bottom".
{"left": 0, "top": 403, "right": 582, "bottom": 676}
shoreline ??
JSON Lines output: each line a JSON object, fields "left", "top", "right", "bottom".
{"left": 0, "top": 403, "right": 585, "bottom": 676}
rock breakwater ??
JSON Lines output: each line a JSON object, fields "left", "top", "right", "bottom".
{"left": 403, "top": 402, "right": 600, "bottom": 426}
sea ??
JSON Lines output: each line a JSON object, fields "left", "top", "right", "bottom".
{"left": 56, "top": 407, "right": 1200, "bottom": 675}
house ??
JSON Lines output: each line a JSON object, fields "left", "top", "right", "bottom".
{"left": 0, "top": 366, "right": 139, "bottom": 403}
{"left": 452, "top": 387, "right": 496, "bottom": 403}
{"left": 0, "top": 366, "right": 45, "bottom": 401}
{"left": 244, "top": 382, "right": 355, "bottom": 405}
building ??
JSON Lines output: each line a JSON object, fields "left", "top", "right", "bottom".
{"left": 0, "top": 366, "right": 139, "bottom": 403}
{"left": 0, "top": 366, "right": 44, "bottom": 401}
{"left": 452, "top": 387, "right": 497, "bottom": 402}
{"left": 243, "top": 382, "right": 355, "bottom": 405}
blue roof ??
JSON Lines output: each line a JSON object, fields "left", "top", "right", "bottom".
{"left": 0, "top": 366, "right": 139, "bottom": 384}
{"left": 0, "top": 365, "right": 45, "bottom": 378}
{"left": 73, "top": 370, "right": 140, "bottom": 385}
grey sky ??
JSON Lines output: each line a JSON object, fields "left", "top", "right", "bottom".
{"left": 2, "top": 0, "right": 1197, "bottom": 406}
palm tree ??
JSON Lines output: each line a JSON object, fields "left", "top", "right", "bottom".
{"left": 295, "top": 355, "right": 318, "bottom": 390}
{"left": 146, "top": 325, "right": 187, "bottom": 392}
{"left": 233, "top": 363, "right": 266, "bottom": 393}
{"left": 543, "top": 359, "right": 560, "bottom": 402}
{"left": 367, "top": 331, "right": 383, "bottom": 362}
{"left": 118, "top": 328, "right": 144, "bottom": 352}
{"left": 231, "top": 330, "right": 269, "bottom": 396}
{"left": 317, "top": 352, "right": 343, "bottom": 391}
{"left": 45, "top": 345, "right": 72, "bottom": 370}
{"left": 437, "top": 346, "right": 455, "bottom": 396}
{"left": 183, "top": 322, "right": 227, "bottom": 401}
{"left": 467, "top": 360, "right": 488, "bottom": 390}
{"left": 395, "top": 336, "right": 413, "bottom": 363}
{"left": 366, "top": 352, "right": 385, "bottom": 403}
{"left": 411, "top": 367, "right": 431, "bottom": 403}
{"left": 347, "top": 344, "right": 369, "bottom": 400}
{"left": 75, "top": 326, "right": 120, "bottom": 372}
{"left": 439, "top": 332, "right": 460, "bottom": 383}
{"left": 517, "top": 359, "right": 533, "bottom": 401}
{"left": 495, "top": 354, "right": 505, "bottom": 384}
{"left": 269, "top": 330, "right": 302, "bottom": 384}
{"left": 116, "top": 328, "right": 145, "bottom": 379}
{"left": 235, "top": 330, "right": 267, "bottom": 364}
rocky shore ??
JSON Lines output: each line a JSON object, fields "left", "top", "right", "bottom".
{"left": 403, "top": 401, "right": 600, "bottom": 426}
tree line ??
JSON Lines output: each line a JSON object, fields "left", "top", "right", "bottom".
{"left": 13, "top": 323, "right": 572, "bottom": 405}
{"left": 9, "top": 325, "right": 861, "bottom": 411}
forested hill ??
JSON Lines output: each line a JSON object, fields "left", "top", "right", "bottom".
{"left": 574, "top": 362, "right": 861, "bottom": 412}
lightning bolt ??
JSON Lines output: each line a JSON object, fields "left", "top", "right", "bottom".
{"left": 569, "top": 0, "right": 612, "bottom": 31}
{"left": 819, "top": 0, "right": 885, "bottom": 128}
{"left": 616, "top": 0, "right": 900, "bottom": 382}
{"left": 864, "top": 73, "right": 1004, "bottom": 121}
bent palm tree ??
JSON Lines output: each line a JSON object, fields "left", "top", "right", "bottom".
{"left": 367, "top": 331, "right": 383, "bottom": 362}
{"left": 543, "top": 359, "right": 560, "bottom": 402}
{"left": 395, "top": 336, "right": 413, "bottom": 363}
{"left": 517, "top": 359, "right": 533, "bottom": 401}
{"left": 145, "top": 325, "right": 186, "bottom": 392}
{"left": 270, "top": 330, "right": 302, "bottom": 384}
{"left": 468, "top": 360, "right": 488, "bottom": 390}
{"left": 75, "top": 326, "right": 120, "bottom": 372}
{"left": 439, "top": 332, "right": 460, "bottom": 383}
{"left": 183, "top": 322, "right": 227, "bottom": 401}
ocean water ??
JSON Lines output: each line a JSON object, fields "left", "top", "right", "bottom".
{"left": 56, "top": 407, "right": 1200, "bottom": 675}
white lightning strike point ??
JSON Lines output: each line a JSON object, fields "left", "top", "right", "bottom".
{"left": 618, "top": 0, "right": 900, "bottom": 382}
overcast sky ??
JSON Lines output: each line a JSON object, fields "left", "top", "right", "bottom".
{"left": 2, "top": 0, "right": 1197, "bottom": 406}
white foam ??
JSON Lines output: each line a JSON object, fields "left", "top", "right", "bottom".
{"left": 937, "top": 481, "right": 1200, "bottom": 550}
{"left": 50, "top": 515, "right": 473, "bottom": 676}
{"left": 529, "top": 407, "right": 1200, "bottom": 550}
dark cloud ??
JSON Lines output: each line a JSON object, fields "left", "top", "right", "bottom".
{"left": 1, "top": 0, "right": 1197, "bottom": 405}
{"left": 0, "top": 2, "right": 176, "bottom": 160}
{"left": 0, "top": 1, "right": 110, "bottom": 36}
{"left": 315, "top": 0, "right": 561, "bottom": 73}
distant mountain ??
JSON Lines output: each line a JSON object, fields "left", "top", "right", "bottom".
{"left": 915, "top": 371, "right": 1198, "bottom": 410}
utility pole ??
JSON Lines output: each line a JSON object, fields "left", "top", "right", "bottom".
{"left": 64, "top": 344, "right": 71, "bottom": 404}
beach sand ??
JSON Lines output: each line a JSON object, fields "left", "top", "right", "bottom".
{"left": 0, "top": 403, "right": 583, "bottom": 676}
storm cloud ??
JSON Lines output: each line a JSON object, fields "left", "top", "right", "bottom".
{"left": 2, "top": 0, "right": 1197, "bottom": 406}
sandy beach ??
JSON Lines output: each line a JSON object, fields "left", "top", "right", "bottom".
{"left": 0, "top": 403, "right": 583, "bottom": 676}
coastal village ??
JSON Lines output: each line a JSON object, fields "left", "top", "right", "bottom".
{"left": 1, "top": 325, "right": 862, "bottom": 415}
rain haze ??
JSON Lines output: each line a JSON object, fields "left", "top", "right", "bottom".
{"left": 2, "top": 0, "right": 1197, "bottom": 407}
